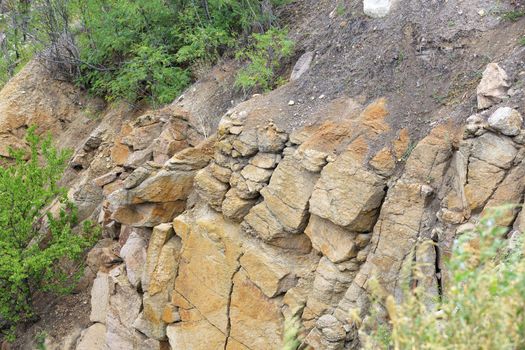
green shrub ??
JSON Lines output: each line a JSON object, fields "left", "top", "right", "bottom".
{"left": 365, "top": 206, "right": 525, "bottom": 349}
{"left": 74, "top": 0, "right": 290, "bottom": 104}
{"left": 0, "top": 1, "right": 294, "bottom": 103}
{"left": 0, "top": 127, "right": 97, "bottom": 340}
{"left": 235, "top": 27, "right": 294, "bottom": 92}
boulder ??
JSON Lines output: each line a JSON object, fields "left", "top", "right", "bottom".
{"left": 470, "top": 132, "right": 517, "bottom": 169}
{"left": 240, "top": 243, "right": 298, "bottom": 298}
{"left": 363, "top": 0, "right": 393, "bottom": 18}
{"left": 194, "top": 167, "right": 230, "bottom": 210}
{"left": 221, "top": 189, "right": 257, "bottom": 222}
{"left": 487, "top": 107, "right": 523, "bottom": 136}
{"left": 290, "top": 51, "right": 315, "bottom": 81}
{"left": 477, "top": 63, "right": 510, "bottom": 109}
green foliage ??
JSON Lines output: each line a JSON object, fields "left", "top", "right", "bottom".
{"left": 74, "top": 0, "right": 289, "bottom": 104}
{"left": 235, "top": 27, "right": 294, "bottom": 92}
{"left": 0, "top": 0, "right": 294, "bottom": 104}
{"left": 365, "top": 206, "right": 525, "bottom": 350}
{"left": 282, "top": 315, "right": 301, "bottom": 350}
{"left": 0, "top": 127, "right": 97, "bottom": 340}
{"left": 502, "top": 9, "right": 525, "bottom": 21}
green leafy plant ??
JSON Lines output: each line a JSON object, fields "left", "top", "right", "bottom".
{"left": 235, "top": 27, "right": 294, "bottom": 92}
{"left": 282, "top": 315, "right": 301, "bottom": 350}
{"left": 0, "top": 127, "right": 97, "bottom": 340}
{"left": 0, "top": 0, "right": 292, "bottom": 104}
{"left": 365, "top": 206, "right": 525, "bottom": 349}
{"left": 502, "top": 9, "right": 525, "bottom": 21}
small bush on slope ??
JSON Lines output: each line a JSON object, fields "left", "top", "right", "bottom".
{"left": 0, "top": 127, "right": 97, "bottom": 340}
{"left": 235, "top": 27, "right": 294, "bottom": 93}
{"left": 364, "top": 207, "right": 525, "bottom": 350}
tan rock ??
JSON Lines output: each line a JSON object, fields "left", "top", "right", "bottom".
{"left": 250, "top": 152, "right": 281, "bottom": 169}
{"left": 305, "top": 215, "right": 358, "bottom": 263}
{"left": 142, "top": 223, "right": 174, "bottom": 292}
{"left": 122, "top": 122, "right": 163, "bottom": 150}
{"left": 161, "top": 303, "right": 181, "bottom": 324}
{"left": 464, "top": 158, "right": 505, "bottom": 210}
{"left": 310, "top": 149, "right": 386, "bottom": 231}
{"left": 209, "top": 162, "right": 232, "bottom": 183}
{"left": 90, "top": 272, "right": 110, "bottom": 323}
{"left": 240, "top": 243, "right": 298, "bottom": 298}
{"left": 229, "top": 270, "right": 284, "bottom": 349}
{"left": 128, "top": 170, "right": 195, "bottom": 204}
{"left": 164, "top": 142, "right": 214, "bottom": 171}
{"left": 173, "top": 210, "right": 242, "bottom": 333}
{"left": 194, "top": 167, "right": 230, "bottom": 210}
{"left": 167, "top": 318, "right": 226, "bottom": 350}
{"left": 477, "top": 63, "right": 510, "bottom": 109}
{"left": 470, "top": 132, "right": 517, "bottom": 169}
{"left": 119, "top": 232, "right": 147, "bottom": 288}
{"left": 229, "top": 172, "right": 264, "bottom": 199}
{"left": 149, "top": 236, "right": 182, "bottom": 296}
{"left": 240, "top": 164, "right": 273, "bottom": 183}
{"left": 393, "top": 128, "right": 410, "bottom": 159}
{"left": 257, "top": 124, "right": 288, "bottom": 152}
{"left": 482, "top": 159, "right": 525, "bottom": 226}
{"left": 221, "top": 189, "right": 257, "bottom": 222}
{"left": 253, "top": 157, "right": 319, "bottom": 235}
{"left": 105, "top": 266, "right": 144, "bottom": 349}
{"left": 111, "top": 200, "right": 186, "bottom": 227}
{"left": 369, "top": 147, "right": 395, "bottom": 177}
{"left": 76, "top": 323, "right": 106, "bottom": 350}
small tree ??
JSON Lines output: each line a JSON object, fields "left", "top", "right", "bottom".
{"left": 0, "top": 127, "right": 96, "bottom": 340}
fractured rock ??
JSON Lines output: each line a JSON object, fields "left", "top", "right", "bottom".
{"left": 310, "top": 150, "right": 386, "bottom": 231}
{"left": 221, "top": 189, "right": 257, "bottom": 222}
{"left": 194, "top": 167, "right": 230, "bottom": 210}
{"left": 305, "top": 215, "right": 358, "bottom": 263}
{"left": 90, "top": 272, "right": 110, "bottom": 323}
{"left": 142, "top": 223, "right": 174, "bottom": 292}
{"left": 228, "top": 269, "right": 284, "bottom": 349}
{"left": 119, "top": 232, "right": 147, "bottom": 288}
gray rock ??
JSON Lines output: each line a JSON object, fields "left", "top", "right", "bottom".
{"left": 290, "top": 52, "right": 314, "bottom": 81}
{"left": 119, "top": 232, "right": 147, "bottom": 288}
{"left": 488, "top": 107, "right": 523, "bottom": 136}
{"left": 90, "top": 272, "right": 110, "bottom": 323}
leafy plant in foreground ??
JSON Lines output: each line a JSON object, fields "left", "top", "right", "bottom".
{"left": 365, "top": 206, "right": 525, "bottom": 350}
{"left": 0, "top": 127, "right": 97, "bottom": 340}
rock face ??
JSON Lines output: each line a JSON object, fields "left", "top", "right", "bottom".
{"left": 6, "top": 46, "right": 524, "bottom": 349}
